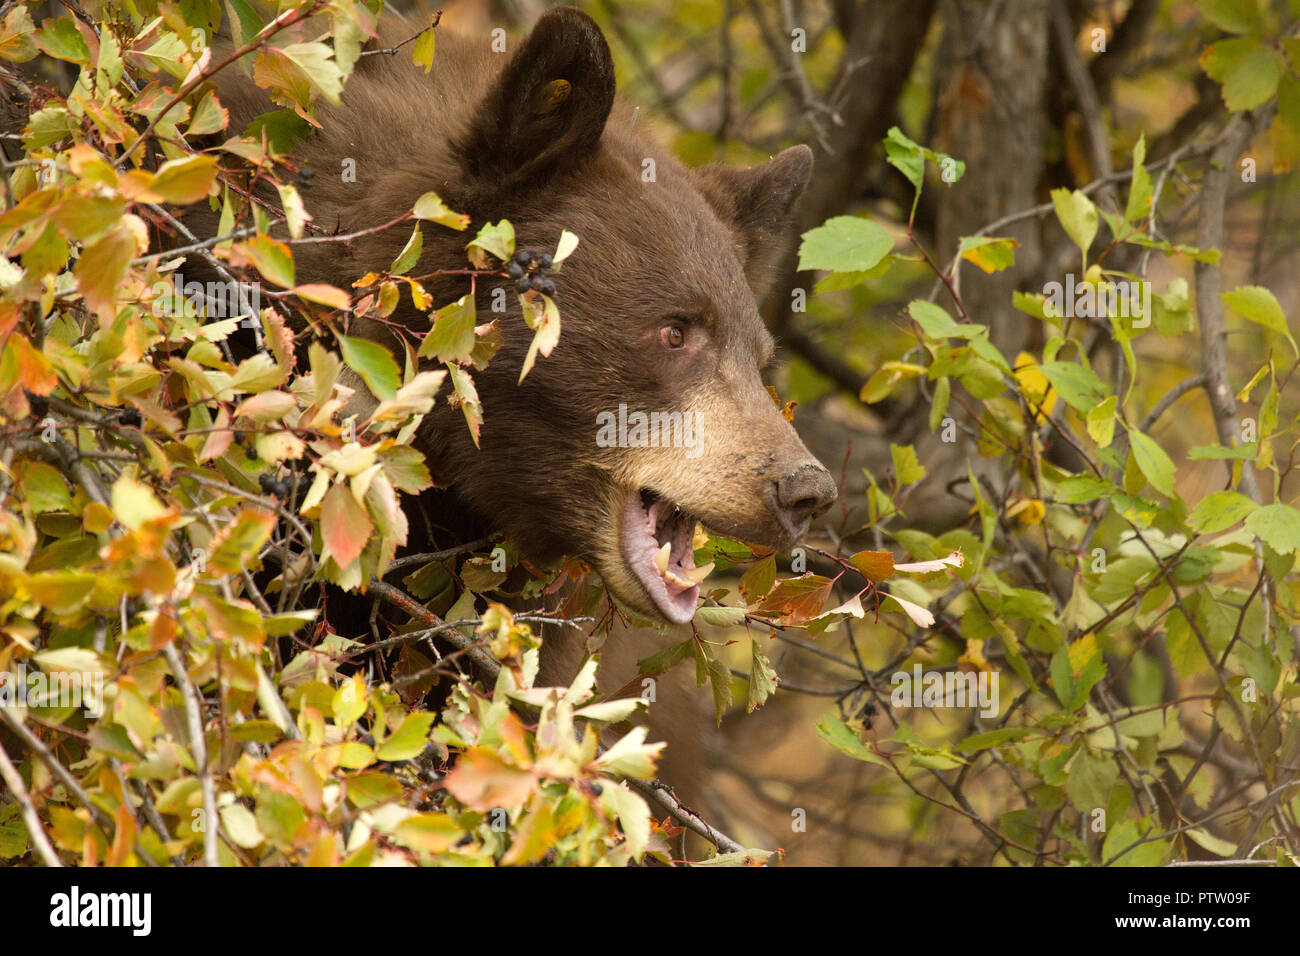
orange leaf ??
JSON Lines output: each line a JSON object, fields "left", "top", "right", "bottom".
{"left": 443, "top": 747, "right": 537, "bottom": 811}
{"left": 320, "top": 481, "right": 372, "bottom": 567}
{"left": 850, "top": 549, "right": 895, "bottom": 582}
{"left": 754, "top": 574, "right": 834, "bottom": 625}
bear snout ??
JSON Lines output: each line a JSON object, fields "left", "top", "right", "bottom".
{"left": 765, "top": 461, "right": 838, "bottom": 544}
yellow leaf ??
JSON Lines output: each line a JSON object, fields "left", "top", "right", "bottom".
{"left": 110, "top": 473, "right": 166, "bottom": 530}
{"left": 1013, "top": 351, "right": 1057, "bottom": 419}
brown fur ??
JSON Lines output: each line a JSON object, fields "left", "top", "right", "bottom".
{"left": 203, "top": 8, "right": 837, "bottom": 814}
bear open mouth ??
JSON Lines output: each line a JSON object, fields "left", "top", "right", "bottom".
{"left": 620, "top": 488, "right": 715, "bottom": 625}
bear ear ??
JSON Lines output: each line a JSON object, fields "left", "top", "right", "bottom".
{"left": 695, "top": 145, "right": 814, "bottom": 294}
{"left": 458, "top": 7, "right": 616, "bottom": 187}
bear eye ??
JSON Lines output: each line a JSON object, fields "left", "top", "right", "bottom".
{"left": 660, "top": 323, "right": 686, "bottom": 350}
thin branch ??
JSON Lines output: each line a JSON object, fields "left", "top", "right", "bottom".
{"left": 1139, "top": 373, "right": 1207, "bottom": 432}
{"left": 164, "top": 643, "right": 219, "bottom": 867}
{"left": 359, "top": 11, "right": 441, "bottom": 57}
{"left": 1193, "top": 110, "right": 1267, "bottom": 504}
{"left": 0, "top": 737, "right": 62, "bottom": 866}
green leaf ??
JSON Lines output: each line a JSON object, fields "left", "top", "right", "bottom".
{"left": 890, "top": 443, "right": 926, "bottom": 485}
{"left": 636, "top": 638, "right": 694, "bottom": 677}
{"left": 859, "top": 361, "right": 926, "bottom": 403}
{"left": 1127, "top": 427, "right": 1177, "bottom": 498}
{"left": 419, "top": 293, "right": 477, "bottom": 364}
{"left": 0, "top": 803, "right": 27, "bottom": 859}
{"left": 1244, "top": 503, "right": 1300, "bottom": 554}
{"left": 33, "top": 17, "right": 89, "bottom": 63}
{"left": 1064, "top": 748, "right": 1118, "bottom": 811}
{"left": 1198, "top": 0, "right": 1262, "bottom": 35}
{"left": 1086, "top": 395, "right": 1117, "bottom": 447}
{"left": 187, "top": 91, "right": 229, "bottom": 136}
{"left": 1188, "top": 442, "right": 1257, "bottom": 460}
{"left": 957, "top": 236, "right": 1018, "bottom": 273}
{"left": 74, "top": 224, "right": 134, "bottom": 317}
{"left": 883, "top": 126, "right": 965, "bottom": 190}
{"left": 466, "top": 220, "right": 514, "bottom": 267}
{"left": 1124, "top": 135, "right": 1153, "bottom": 227}
{"left": 243, "top": 109, "right": 310, "bottom": 154}
{"left": 958, "top": 727, "right": 1034, "bottom": 752}
{"left": 1202, "top": 37, "right": 1283, "bottom": 111}
{"left": 1201, "top": 36, "right": 1259, "bottom": 83}
{"left": 1104, "top": 818, "right": 1169, "bottom": 866}
{"left": 1056, "top": 474, "right": 1120, "bottom": 504}
{"left": 693, "top": 604, "right": 748, "bottom": 627}
{"left": 390, "top": 223, "right": 423, "bottom": 275}
{"left": 1221, "top": 285, "right": 1298, "bottom": 355}
{"left": 815, "top": 714, "right": 888, "bottom": 767}
{"left": 412, "top": 25, "right": 436, "bottom": 72}
{"left": 1050, "top": 188, "right": 1098, "bottom": 259}
{"left": 18, "top": 461, "right": 72, "bottom": 513}
{"left": 375, "top": 711, "right": 435, "bottom": 761}
{"left": 907, "top": 300, "right": 963, "bottom": 338}
{"left": 413, "top": 191, "right": 469, "bottom": 231}
{"left": 797, "top": 215, "right": 894, "bottom": 273}
{"left": 699, "top": 645, "right": 731, "bottom": 725}
{"left": 233, "top": 235, "right": 295, "bottom": 288}
{"left": 746, "top": 640, "right": 779, "bottom": 713}
{"left": 22, "top": 106, "right": 75, "bottom": 149}
{"left": 255, "top": 40, "right": 345, "bottom": 108}
{"left": 1038, "top": 361, "right": 1108, "bottom": 412}
{"left": 967, "top": 334, "right": 1011, "bottom": 374}
{"left": 518, "top": 293, "right": 560, "bottom": 383}
{"left": 1187, "top": 490, "right": 1258, "bottom": 534}
{"left": 149, "top": 154, "right": 219, "bottom": 205}
{"left": 1272, "top": 71, "right": 1300, "bottom": 172}
{"left": 447, "top": 363, "right": 483, "bottom": 446}
{"left": 338, "top": 335, "right": 400, "bottom": 401}
{"left": 1221, "top": 46, "right": 1283, "bottom": 111}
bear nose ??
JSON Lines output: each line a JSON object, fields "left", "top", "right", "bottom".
{"left": 769, "top": 462, "right": 837, "bottom": 538}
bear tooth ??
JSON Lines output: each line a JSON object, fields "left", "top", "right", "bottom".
{"left": 664, "top": 569, "right": 693, "bottom": 589}
{"left": 653, "top": 542, "right": 671, "bottom": 575}
{"left": 683, "top": 562, "right": 714, "bottom": 585}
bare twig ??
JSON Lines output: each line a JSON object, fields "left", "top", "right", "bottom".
{"left": 0, "top": 737, "right": 62, "bottom": 866}
{"left": 164, "top": 643, "right": 218, "bottom": 867}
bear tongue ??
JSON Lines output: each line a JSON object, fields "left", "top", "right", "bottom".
{"left": 622, "top": 490, "right": 704, "bottom": 624}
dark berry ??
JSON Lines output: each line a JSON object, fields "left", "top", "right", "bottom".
{"left": 507, "top": 260, "right": 523, "bottom": 279}
{"left": 258, "top": 474, "right": 278, "bottom": 495}
{"left": 536, "top": 278, "right": 556, "bottom": 297}
{"left": 512, "top": 249, "right": 531, "bottom": 267}
{"left": 295, "top": 165, "right": 314, "bottom": 190}
{"left": 589, "top": 782, "right": 603, "bottom": 796}
{"left": 515, "top": 276, "right": 533, "bottom": 294}
{"left": 274, "top": 479, "right": 291, "bottom": 498}
{"left": 26, "top": 393, "right": 47, "bottom": 417}
{"left": 245, "top": 443, "right": 258, "bottom": 461}
{"left": 539, "top": 253, "right": 553, "bottom": 271}
{"left": 119, "top": 407, "right": 141, "bottom": 428}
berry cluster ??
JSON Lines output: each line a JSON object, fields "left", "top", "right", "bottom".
{"left": 506, "top": 248, "right": 556, "bottom": 297}
{"left": 258, "top": 472, "right": 292, "bottom": 498}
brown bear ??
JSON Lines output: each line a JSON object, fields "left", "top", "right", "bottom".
{"left": 209, "top": 7, "right": 837, "bottom": 816}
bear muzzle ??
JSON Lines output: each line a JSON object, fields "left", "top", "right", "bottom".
{"left": 764, "top": 461, "right": 839, "bottom": 546}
